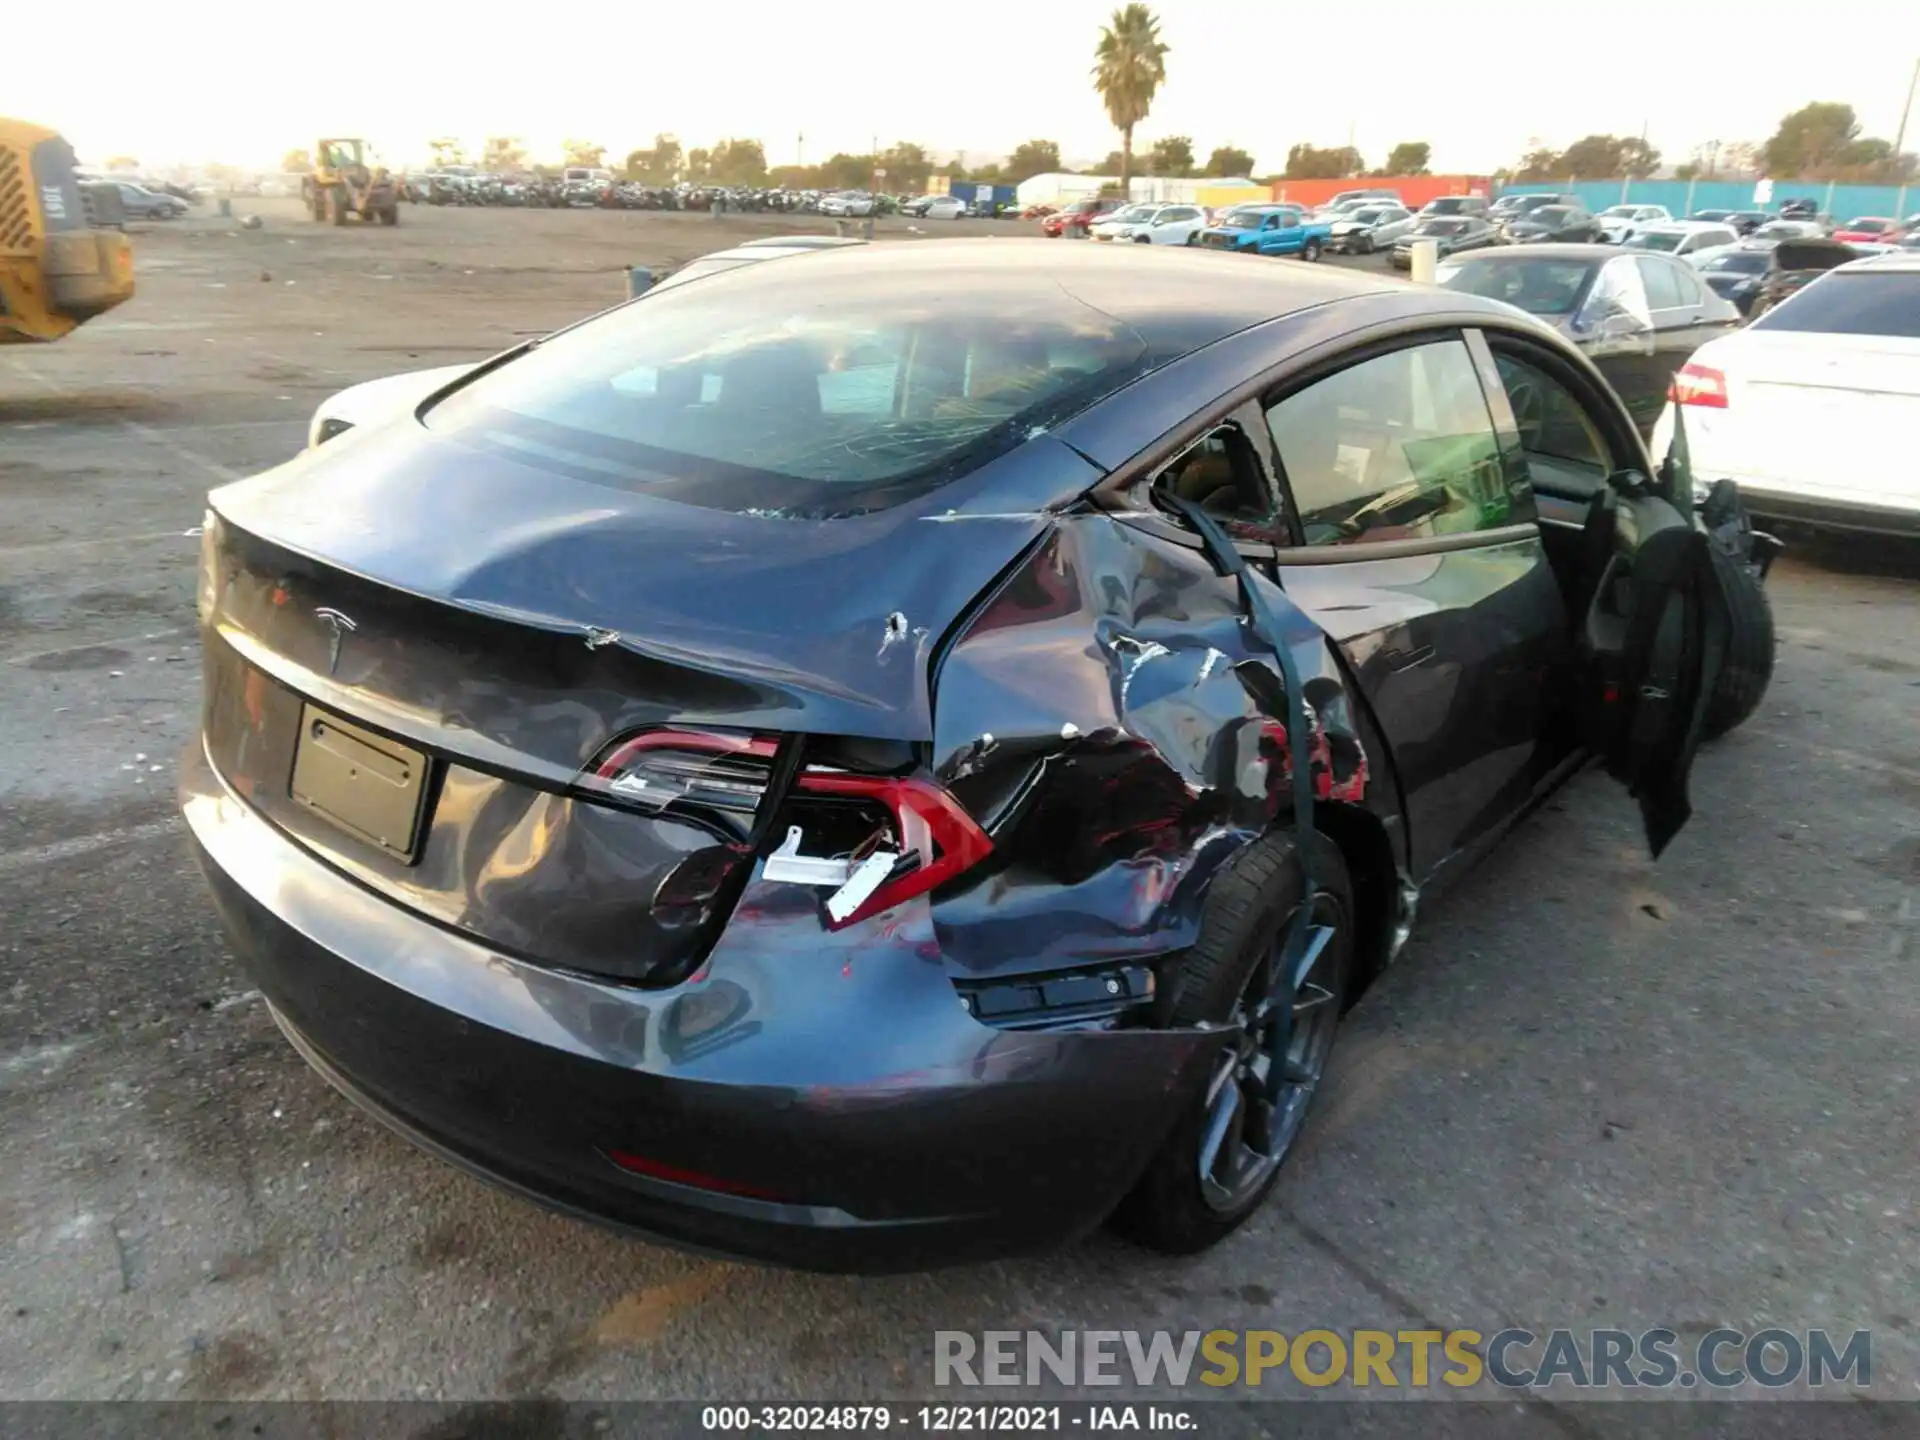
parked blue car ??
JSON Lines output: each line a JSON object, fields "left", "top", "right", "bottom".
{"left": 1195, "top": 204, "right": 1332, "bottom": 260}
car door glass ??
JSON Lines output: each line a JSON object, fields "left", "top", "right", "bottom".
{"left": 1264, "top": 339, "right": 1535, "bottom": 546}
{"left": 1582, "top": 258, "right": 1651, "bottom": 327}
{"left": 1635, "top": 256, "right": 1689, "bottom": 315}
{"left": 1148, "top": 422, "right": 1282, "bottom": 543}
{"left": 1490, "top": 352, "right": 1615, "bottom": 494}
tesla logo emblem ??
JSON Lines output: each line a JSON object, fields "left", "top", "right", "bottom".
{"left": 314, "top": 607, "right": 357, "bottom": 675}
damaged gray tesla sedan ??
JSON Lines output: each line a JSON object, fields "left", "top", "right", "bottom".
{"left": 184, "top": 240, "right": 1731, "bottom": 1270}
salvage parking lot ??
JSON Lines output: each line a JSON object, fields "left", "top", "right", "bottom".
{"left": 3, "top": 202, "right": 1918, "bottom": 1406}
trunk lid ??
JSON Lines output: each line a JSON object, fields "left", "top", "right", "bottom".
{"left": 200, "top": 419, "right": 1097, "bottom": 985}
{"left": 209, "top": 421, "right": 1096, "bottom": 753}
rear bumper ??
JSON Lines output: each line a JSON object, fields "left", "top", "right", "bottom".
{"left": 180, "top": 740, "right": 1215, "bottom": 1272}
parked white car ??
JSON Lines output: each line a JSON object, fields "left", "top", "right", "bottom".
{"left": 1088, "top": 202, "right": 1210, "bottom": 244}
{"left": 1625, "top": 221, "right": 1740, "bottom": 258}
{"left": 1595, "top": 203, "right": 1673, "bottom": 243}
{"left": 917, "top": 195, "right": 969, "bottom": 220}
{"left": 1327, "top": 203, "right": 1417, "bottom": 254}
{"left": 820, "top": 192, "right": 876, "bottom": 217}
{"left": 1651, "top": 252, "right": 1920, "bottom": 536}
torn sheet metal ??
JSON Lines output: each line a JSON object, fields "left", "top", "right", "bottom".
{"left": 929, "top": 514, "right": 1395, "bottom": 982}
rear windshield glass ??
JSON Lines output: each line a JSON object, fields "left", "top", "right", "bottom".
{"left": 1629, "top": 231, "right": 1684, "bottom": 251}
{"left": 1438, "top": 257, "right": 1595, "bottom": 315}
{"left": 1752, "top": 271, "right": 1920, "bottom": 337}
{"left": 424, "top": 263, "right": 1154, "bottom": 516}
{"left": 1526, "top": 208, "right": 1570, "bottom": 224}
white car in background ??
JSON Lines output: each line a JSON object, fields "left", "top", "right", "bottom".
{"left": 1625, "top": 221, "right": 1739, "bottom": 259}
{"left": 1088, "top": 202, "right": 1210, "bottom": 244}
{"left": 1595, "top": 203, "right": 1673, "bottom": 243}
{"left": 1652, "top": 252, "right": 1920, "bottom": 536}
{"left": 917, "top": 195, "right": 969, "bottom": 220}
{"left": 819, "top": 191, "right": 877, "bottom": 217}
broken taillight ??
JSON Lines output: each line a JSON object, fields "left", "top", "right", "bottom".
{"left": 582, "top": 728, "right": 992, "bottom": 929}
{"left": 791, "top": 771, "right": 994, "bottom": 929}
{"left": 581, "top": 729, "right": 776, "bottom": 823}
{"left": 1668, "top": 363, "right": 1728, "bottom": 408}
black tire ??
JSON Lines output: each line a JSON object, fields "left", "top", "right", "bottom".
{"left": 1112, "top": 831, "right": 1355, "bottom": 1255}
{"left": 1301, "top": 238, "right": 1323, "bottom": 262}
{"left": 1356, "top": 234, "right": 1373, "bottom": 255}
{"left": 1702, "top": 538, "right": 1774, "bottom": 741}
{"left": 328, "top": 188, "right": 348, "bottom": 226}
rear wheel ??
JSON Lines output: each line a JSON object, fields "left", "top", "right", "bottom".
{"left": 1112, "top": 832, "right": 1354, "bottom": 1254}
{"left": 328, "top": 187, "right": 348, "bottom": 225}
{"left": 1301, "top": 238, "right": 1323, "bottom": 262}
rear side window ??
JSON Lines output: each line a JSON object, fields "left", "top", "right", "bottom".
{"left": 1264, "top": 339, "right": 1535, "bottom": 546}
{"left": 424, "top": 266, "right": 1154, "bottom": 516}
{"left": 1636, "top": 256, "right": 1689, "bottom": 310}
{"left": 1752, "top": 271, "right": 1920, "bottom": 337}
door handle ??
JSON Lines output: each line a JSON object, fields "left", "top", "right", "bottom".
{"left": 1384, "top": 644, "right": 1435, "bottom": 673}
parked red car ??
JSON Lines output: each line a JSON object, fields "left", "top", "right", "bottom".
{"left": 1830, "top": 216, "right": 1898, "bottom": 244}
{"left": 1041, "top": 197, "right": 1122, "bottom": 237}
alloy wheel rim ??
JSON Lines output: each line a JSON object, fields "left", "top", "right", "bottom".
{"left": 1197, "top": 893, "right": 1343, "bottom": 1213}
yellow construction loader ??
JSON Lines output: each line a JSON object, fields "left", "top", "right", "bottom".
{"left": 0, "top": 117, "right": 135, "bottom": 344}
{"left": 303, "top": 139, "right": 401, "bottom": 225}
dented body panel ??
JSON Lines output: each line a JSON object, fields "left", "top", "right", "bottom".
{"left": 931, "top": 515, "right": 1389, "bottom": 982}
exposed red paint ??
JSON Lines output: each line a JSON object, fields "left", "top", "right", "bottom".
{"left": 1265, "top": 175, "right": 1492, "bottom": 209}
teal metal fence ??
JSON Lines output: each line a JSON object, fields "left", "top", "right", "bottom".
{"left": 1495, "top": 177, "right": 1916, "bottom": 221}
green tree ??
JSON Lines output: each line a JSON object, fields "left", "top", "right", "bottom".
{"left": 280, "top": 149, "right": 311, "bottom": 174}
{"left": 1145, "top": 135, "right": 1195, "bottom": 176}
{"left": 1092, "top": 4, "right": 1170, "bottom": 191}
{"left": 428, "top": 138, "right": 466, "bottom": 168}
{"left": 625, "top": 134, "right": 683, "bottom": 184}
{"left": 684, "top": 148, "right": 712, "bottom": 183}
{"left": 1203, "top": 144, "right": 1255, "bottom": 177}
{"left": 1761, "top": 102, "right": 1862, "bottom": 177}
{"left": 708, "top": 138, "right": 770, "bottom": 185}
{"left": 1005, "top": 139, "right": 1063, "bottom": 183}
{"left": 1283, "top": 143, "right": 1363, "bottom": 179}
{"left": 878, "top": 141, "right": 934, "bottom": 192}
{"left": 1099, "top": 149, "right": 1126, "bottom": 175}
{"left": 563, "top": 139, "right": 606, "bottom": 168}
{"left": 1618, "top": 136, "right": 1661, "bottom": 178}
{"left": 1512, "top": 146, "right": 1562, "bottom": 181}
{"left": 1382, "top": 141, "right": 1431, "bottom": 175}
{"left": 482, "top": 137, "right": 526, "bottom": 173}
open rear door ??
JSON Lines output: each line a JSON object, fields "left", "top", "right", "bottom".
{"left": 1577, "top": 490, "right": 1731, "bottom": 856}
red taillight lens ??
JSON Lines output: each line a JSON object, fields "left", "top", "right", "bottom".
{"left": 1668, "top": 363, "right": 1728, "bottom": 408}
{"left": 585, "top": 728, "right": 776, "bottom": 820}
{"left": 793, "top": 771, "right": 993, "bottom": 929}
{"left": 603, "top": 1149, "right": 787, "bottom": 1200}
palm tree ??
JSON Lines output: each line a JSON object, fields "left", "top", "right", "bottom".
{"left": 1092, "top": 5, "right": 1170, "bottom": 193}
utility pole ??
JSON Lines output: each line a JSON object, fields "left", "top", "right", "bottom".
{"left": 1896, "top": 57, "right": 1918, "bottom": 224}
{"left": 1621, "top": 118, "right": 1647, "bottom": 204}
{"left": 1893, "top": 56, "right": 1918, "bottom": 158}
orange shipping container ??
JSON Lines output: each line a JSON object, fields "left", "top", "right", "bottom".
{"left": 1265, "top": 174, "right": 1491, "bottom": 209}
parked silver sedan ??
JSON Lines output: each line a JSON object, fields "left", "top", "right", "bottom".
{"left": 1327, "top": 203, "right": 1416, "bottom": 254}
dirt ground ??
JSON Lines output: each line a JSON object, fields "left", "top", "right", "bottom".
{"left": 2, "top": 200, "right": 1917, "bottom": 1414}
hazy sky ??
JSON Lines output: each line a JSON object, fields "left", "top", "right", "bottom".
{"left": 18, "top": 1, "right": 1920, "bottom": 174}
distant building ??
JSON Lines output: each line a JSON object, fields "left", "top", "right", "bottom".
{"left": 1014, "top": 172, "right": 1261, "bottom": 207}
